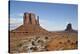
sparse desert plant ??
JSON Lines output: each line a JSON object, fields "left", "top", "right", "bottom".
{"left": 76, "top": 41, "right": 78, "bottom": 44}
{"left": 59, "top": 42, "right": 62, "bottom": 44}
{"left": 32, "top": 41, "right": 35, "bottom": 45}
{"left": 71, "top": 42, "right": 74, "bottom": 45}
{"left": 17, "top": 43, "right": 23, "bottom": 48}
{"left": 45, "top": 37, "right": 48, "bottom": 40}
{"left": 30, "top": 47, "right": 38, "bottom": 51}
{"left": 67, "top": 39, "right": 70, "bottom": 43}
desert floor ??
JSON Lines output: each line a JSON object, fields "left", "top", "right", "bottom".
{"left": 9, "top": 31, "right": 78, "bottom": 53}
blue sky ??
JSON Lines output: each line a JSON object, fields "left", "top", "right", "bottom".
{"left": 10, "top": 1, "right": 78, "bottom": 31}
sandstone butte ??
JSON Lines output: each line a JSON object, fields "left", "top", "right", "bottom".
{"left": 10, "top": 12, "right": 49, "bottom": 34}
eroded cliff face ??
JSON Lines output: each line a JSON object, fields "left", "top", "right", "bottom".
{"left": 10, "top": 12, "right": 48, "bottom": 34}
{"left": 23, "top": 12, "right": 39, "bottom": 26}
{"left": 23, "top": 12, "right": 44, "bottom": 33}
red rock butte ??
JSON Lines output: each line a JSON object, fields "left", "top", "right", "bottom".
{"left": 11, "top": 12, "right": 48, "bottom": 33}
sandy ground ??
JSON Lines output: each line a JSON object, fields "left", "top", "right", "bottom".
{"left": 9, "top": 31, "right": 78, "bottom": 53}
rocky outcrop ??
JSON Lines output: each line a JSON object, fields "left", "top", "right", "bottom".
{"left": 65, "top": 23, "right": 72, "bottom": 31}
{"left": 11, "top": 12, "right": 48, "bottom": 33}
{"left": 65, "top": 23, "right": 77, "bottom": 32}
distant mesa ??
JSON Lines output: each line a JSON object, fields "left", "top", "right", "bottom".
{"left": 65, "top": 23, "right": 77, "bottom": 32}
{"left": 65, "top": 23, "right": 72, "bottom": 31}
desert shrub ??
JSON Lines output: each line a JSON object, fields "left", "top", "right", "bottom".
{"left": 37, "top": 40, "right": 43, "bottom": 43}
{"left": 32, "top": 41, "right": 35, "bottom": 45}
{"left": 30, "top": 47, "right": 34, "bottom": 50}
{"left": 45, "top": 49, "right": 49, "bottom": 51}
{"left": 67, "top": 39, "right": 70, "bottom": 43}
{"left": 76, "top": 41, "right": 78, "bottom": 44}
{"left": 44, "top": 45, "right": 48, "bottom": 48}
{"left": 30, "top": 47, "right": 37, "bottom": 51}
{"left": 17, "top": 43, "right": 22, "bottom": 47}
{"left": 45, "top": 37, "right": 48, "bottom": 39}
{"left": 59, "top": 42, "right": 62, "bottom": 44}
{"left": 71, "top": 42, "right": 74, "bottom": 45}
{"left": 26, "top": 32, "right": 28, "bottom": 33}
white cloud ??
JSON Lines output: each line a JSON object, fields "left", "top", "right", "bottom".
{"left": 10, "top": 18, "right": 23, "bottom": 30}
{"left": 18, "top": 13, "right": 24, "bottom": 17}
